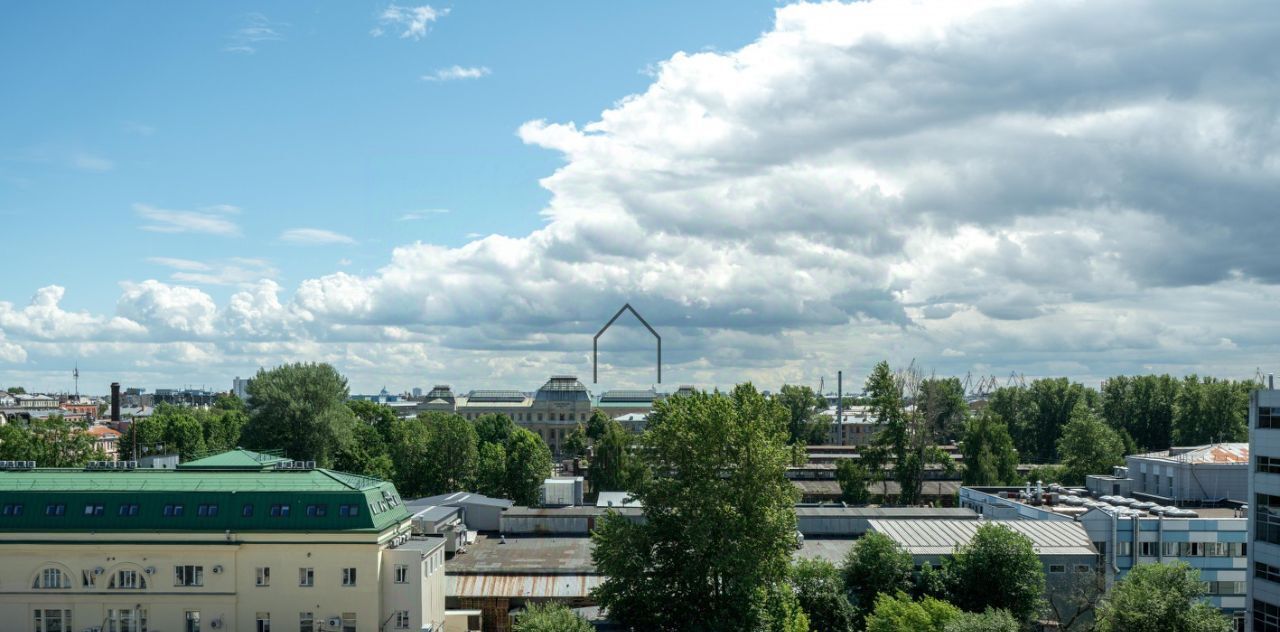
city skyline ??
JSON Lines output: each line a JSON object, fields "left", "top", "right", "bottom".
{"left": 3, "top": 0, "right": 1279, "bottom": 394}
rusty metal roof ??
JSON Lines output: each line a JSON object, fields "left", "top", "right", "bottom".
{"left": 448, "top": 573, "right": 603, "bottom": 598}
{"left": 1134, "top": 443, "right": 1249, "bottom": 464}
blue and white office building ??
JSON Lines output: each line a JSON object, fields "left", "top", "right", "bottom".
{"left": 962, "top": 482, "right": 1248, "bottom": 626}
{"left": 1249, "top": 384, "right": 1280, "bottom": 631}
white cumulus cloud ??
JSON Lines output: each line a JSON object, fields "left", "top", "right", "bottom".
{"left": 372, "top": 4, "right": 447, "bottom": 39}
{"left": 5, "top": 0, "right": 1280, "bottom": 391}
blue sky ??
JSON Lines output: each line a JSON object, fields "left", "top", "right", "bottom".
{"left": 1, "top": 1, "right": 774, "bottom": 309}
{"left": 2, "top": 1, "right": 1278, "bottom": 396}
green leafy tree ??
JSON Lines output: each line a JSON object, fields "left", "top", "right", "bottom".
{"left": 4, "top": 386, "right": 26, "bottom": 394}
{"left": 201, "top": 407, "right": 248, "bottom": 454}
{"left": 835, "top": 458, "right": 871, "bottom": 504}
{"left": 843, "top": 531, "right": 913, "bottom": 613}
{"left": 386, "top": 416, "right": 433, "bottom": 497}
{"left": 776, "top": 384, "right": 829, "bottom": 446}
{"left": 914, "top": 562, "right": 949, "bottom": 600}
{"left": 162, "top": 411, "right": 207, "bottom": 461}
{"left": 1173, "top": 376, "right": 1250, "bottom": 445}
{"left": 1095, "top": 562, "right": 1232, "bottom": 632}
{"left": 348, "top": 400, "right": 399, "bottom": 444}
{"left": 865, "top": 361, "right": 953, "bottom": 504}
{"left": 0, "top": 416, "right": 101, "bottom": 466}
{"left": 420, "top": 412, "right": 479, "bottom": 494}
{"left": 588, "top": 419, "right": 642, "bottom": 494}
{"left": 474, "top": 413, "right": 516, "bottom": 446}
{"left": 585, "top": 409, "right": 612, "bottom": 441}
{"left": 756, "top": 584, "right": 811, "bottom": 632}
{"left": 943, "top": 523, "right": 1045, "bottom": 624}
{"left": 790, "top": 558, "right": 856, "bottom": 632}
{"left": 961, "top": 411, "right": 1019, "bottom": 485}
{"left": 214, "top": 393, "right": 246, "bottom": 414}
{"left": 240, "top": 363, "right": 355, "bottom": 466}
{"left": 475, "top": 442, "right": 508, "bottom": 498}
{"left": 512, "top": 602, "right": 593, "bottom": 632}
{"left": 591, "top": 384, "right": 799, "bottom": 631}
{"left": 333, "top": 421, "right": 394, "bottom": 480}
{"left": 1058, "top": 404, "right": 1125, "bottom": 484}
{"left": 563, "top": 423, "right": 589, "bottom": 459}
{"left": 987, "top": 386, "right": 1036, "bottom": 461}
{"left": 942, "top": 608, "right": 1019, "bottom": 632}
{"left": 865, "top": 592, "right": 959, "bottom": 632}
{"left": 1026, "top": 378, "right": 1094, "bottom": 463}
{"left": 505, "top": 427, "right": 552, "bottom": 505}
{"left": 1101, "top": 375, "right": 1178, "bottom": 451}
{"left": 919, "top": 377, "right": 969, "bottom": 442}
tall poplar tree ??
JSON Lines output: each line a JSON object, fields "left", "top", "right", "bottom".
{"left": 591, "top": 384, "right": 800, "bottom": 631}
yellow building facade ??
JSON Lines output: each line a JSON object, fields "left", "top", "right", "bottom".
{"left": 0, "top": 450, "right": 447, "bottom": 632}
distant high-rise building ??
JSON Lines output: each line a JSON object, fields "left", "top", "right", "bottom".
{"left": 412, "top": 387, "right": 423, "bottom": 398}
{"left": 232, "top": 376, "right": 252, "bottom": 401}
{"left": 1250, "top": 377, "right": 1280, "bottom": 631}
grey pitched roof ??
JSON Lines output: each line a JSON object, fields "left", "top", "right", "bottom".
{"left": 867, "top": 519, "right": 1097, "bottom": 557}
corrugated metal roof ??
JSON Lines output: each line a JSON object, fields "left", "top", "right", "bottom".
{"left": 1132, "top": 443, "right": 1249, "bottom": 464}
{"left": 796, "top": 507, "right": 975, "bottom": 518}
{"left": 448, "top": 573, "right": 603, "bottom": 598}
{"left": 413, "top": 492, "right": 514, "bottom": 508}
{"left": 867, "top": 519, "right": 1097, "bottom": 557}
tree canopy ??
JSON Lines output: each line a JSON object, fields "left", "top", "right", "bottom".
{"left": 504, "top": 427, "right": 552, "bottom": 505}
{"left": 842, "top": 531, "right": 914, "bottom": 614}
{"left": 511, "top": 602, "right": 593, "bottom": 632}
{"left": 943, "top": 523, "right": 1045, "bottom": 624}
{"left": 1057, "top": 404, "right": 1125, "bottom": 485}
{"left": 776, "top": 384, "right": 829, "bottom": 446}
{"left": 591, "top": 383, "right": 799, "bottom": 631}
{"left": 790, "top": 558, "right": 857, "bottom": 632}
{"left": 1095, "top": 562, "right": 1232, "bottom": 632}
{"left": 240, "top": 363, "right": 355, "bottom": 467}
{"left": 960, "top": 411, "right": 1019, "bottom": 486}
{"left": 865, "top": 592, "right": 959, "bottom": 632}
{"left": 0, "top": 416, "right": 102, "bottom": 466}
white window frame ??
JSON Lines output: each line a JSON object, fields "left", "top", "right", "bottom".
{"left": 175, "top": 564, "right": 203, "bottom": 587}
{"left": 342, "top": 567, "right": 357, "bottom": 586}
{"left": 299, "top": 567, "right": 314, "bottom": 587}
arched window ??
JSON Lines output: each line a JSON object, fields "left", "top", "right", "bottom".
{"left": 31, "top": 566, "right": 71, "bottom": 589}
{"left": 108, "top": 568, "right": 147, "bottom": 590}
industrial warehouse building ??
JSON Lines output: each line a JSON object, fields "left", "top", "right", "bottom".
{"left": 0, "top": 449, "right": 452, "bottom": 632}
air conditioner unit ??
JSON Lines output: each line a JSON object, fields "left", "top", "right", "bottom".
{"left": 305, "top": 460, "right": 316, "bottom": 469}
{"left": 211, "top": 565, "right": 223, "bottom": 574}
{"left": 327, "top": 618, "right": 342, "bottom": 628}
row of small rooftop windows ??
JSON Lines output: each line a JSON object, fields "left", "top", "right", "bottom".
{"left": 0, "top": 502, "right": 365, "bottom": 518}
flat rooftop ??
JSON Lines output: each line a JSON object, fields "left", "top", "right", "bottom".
{"left": 448, "top": 535, "right": 595, "bottom": 573}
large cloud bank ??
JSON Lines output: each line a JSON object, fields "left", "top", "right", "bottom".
{"left": 4, "top": 0, "right": 1279, "bottom": 391}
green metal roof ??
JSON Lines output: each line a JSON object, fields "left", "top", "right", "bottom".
{"left": 178, "top": 448, "right": 290, "bottom": 470}
{"left": 0, "top": 451, "right": 409, "bottom": 533}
